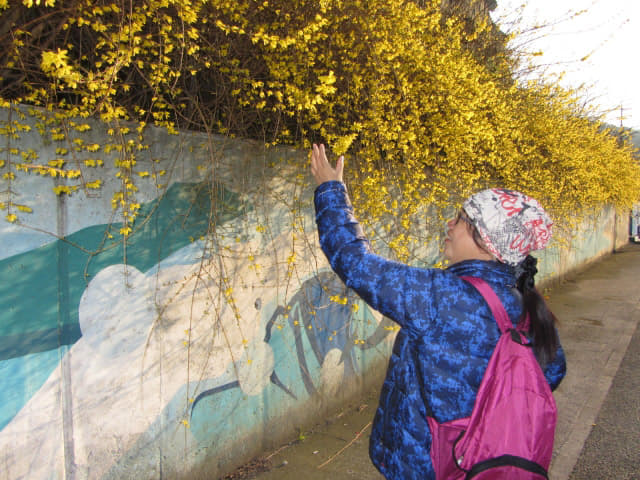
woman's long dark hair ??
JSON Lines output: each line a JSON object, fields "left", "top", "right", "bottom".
{"left": 468, "top": 223, "right": 559, "bottom": 366}
{"left": 514, "top": 255, "right": 559, "bottom": 367}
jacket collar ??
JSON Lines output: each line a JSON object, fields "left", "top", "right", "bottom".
{"left": 446, "top": 259, "right": 516, "bottom": 286}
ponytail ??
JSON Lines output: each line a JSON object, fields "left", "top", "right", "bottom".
{"left": 469, "top": 222, "right": 560, "bottom": 366}
{"left": 515, "top": 255, "right": 559, "bottom": 367}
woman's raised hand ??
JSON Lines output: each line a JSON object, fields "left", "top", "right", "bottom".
{"left": 310, "top": 143, "right": 344, "bottom": 185}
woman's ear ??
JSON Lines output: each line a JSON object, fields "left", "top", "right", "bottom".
{"left": 470, "top": 227, "right": 495, "bottom": 259}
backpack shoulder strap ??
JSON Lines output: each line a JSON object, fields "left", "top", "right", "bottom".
{"left": 460, "top": 276, "right": 512, "bottom": 334}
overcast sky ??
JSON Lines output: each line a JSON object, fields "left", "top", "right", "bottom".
{"left": 491, "top": 0, "right": 639, "bottom": 130}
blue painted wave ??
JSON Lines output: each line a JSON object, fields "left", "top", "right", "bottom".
{"left": 0, "top": 180, "right": 243, "bottom": 430}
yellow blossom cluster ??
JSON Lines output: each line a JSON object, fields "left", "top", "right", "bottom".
{"left": 0, "top": 0, "right": 638, "bottom": 244}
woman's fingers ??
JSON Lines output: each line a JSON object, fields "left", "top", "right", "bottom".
{"left": 336, "top": 155, "right": 344, "bottom": 179}
{"left": 310, "top": 143, "right": 343, "bottom": 185}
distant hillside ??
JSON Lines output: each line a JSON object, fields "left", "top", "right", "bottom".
{"left": 601, "top": 123, "right": 639, "bottom": 158}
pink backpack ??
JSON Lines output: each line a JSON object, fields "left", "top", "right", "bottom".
{"left": 427, "top": 276, "right": 557, "bottom": 479}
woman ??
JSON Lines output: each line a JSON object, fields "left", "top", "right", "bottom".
{"left": 310, "top": 144, "right": 566, "bottom": 480}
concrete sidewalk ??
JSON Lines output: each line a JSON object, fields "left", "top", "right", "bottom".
{"left": 546, "top": 242, "right": 640, "bottom": 479}
{"left": 568, "top": 304, "right": 640, "bottom": 479}
{"left": 236, "top": 242, "right": 640, "bottom": 480}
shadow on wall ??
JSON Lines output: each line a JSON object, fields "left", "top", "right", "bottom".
{"left": 189, "top": 271, "right": 395, "bottom": 468}
{"left": 192, "top": 270, "right": 395, "bottom": 409}
{"left": 100, "top": 270, "right": 395, "bottom": 479}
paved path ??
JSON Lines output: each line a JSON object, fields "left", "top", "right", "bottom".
{"left": 568, "top": 300, "right": 640, "bottom": 479}
{"left": 549, "top": 243, "right": 640, "bottom": 479}
{"left": 235, "top": 243, "right": 640, "bottom": 480}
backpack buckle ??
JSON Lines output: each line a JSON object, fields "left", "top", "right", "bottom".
{"left": 510, "top": 329, "right": 525, "bottom": 345}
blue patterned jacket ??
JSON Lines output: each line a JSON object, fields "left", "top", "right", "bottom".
{"left": 314, "top": 181, "right": 566, "bottom": 480}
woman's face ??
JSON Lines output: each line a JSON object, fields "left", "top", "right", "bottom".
{"left": 444, "top": 211, "right": 494, "bottom": 264}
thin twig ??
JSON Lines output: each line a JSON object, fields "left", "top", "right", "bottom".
{"left": 264, "top": 444, "right": 291, "bottom": 461}
{"left": 316, "top": 420, "right": 372, "bottom": 469}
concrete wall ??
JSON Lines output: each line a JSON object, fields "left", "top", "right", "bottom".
{"left": 535, "top": 204, "right": 631, "bottom": 288}
{"left": 0, "top": 106, "right": 631, "bottom": 479}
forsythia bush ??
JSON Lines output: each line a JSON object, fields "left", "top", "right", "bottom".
{"left": 0, "top": 0, "right": 638, "bottom": 250}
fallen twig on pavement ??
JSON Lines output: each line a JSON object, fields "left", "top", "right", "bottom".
{"left": 316, "top": 421, "right": 372, "bottom": 469}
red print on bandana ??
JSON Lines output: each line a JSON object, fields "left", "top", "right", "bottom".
{"left": 525, "top": 218, "right": 552, "bottom": 249}
{"left": 493, "top": 188, "right": 527, "bottom": 217}
{"left": 509, "top": 235, "right": 533, "bottom": 255}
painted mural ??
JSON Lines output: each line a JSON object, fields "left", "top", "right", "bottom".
{"left": 0, "top": 180, "right": 241, "bottom": 431}
{"left": 0, "top": 111, "right": 396, "bottom": 478}
{"left": 1, "top": 107, "right": 629, "bottom": 479}
{"left": 0, "top": 205, "right": 393, "bottom": 478}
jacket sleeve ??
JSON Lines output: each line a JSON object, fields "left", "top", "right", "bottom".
{"left": 314, "top": 181, "right": 432, "bottom": 327}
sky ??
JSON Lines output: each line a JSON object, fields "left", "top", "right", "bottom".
{"left": 490, "top": 0, "right": 640, "bottom": 130}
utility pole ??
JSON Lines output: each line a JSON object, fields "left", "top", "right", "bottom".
{"left": 619, "top": 104, "right": 624, "bottom": 128}
{"left": 618, "top": 104, "right": 632, "bottom": 128}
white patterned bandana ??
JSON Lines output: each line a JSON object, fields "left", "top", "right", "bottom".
{"left": 462, "top": 188, "right": 553, "bottom": 266}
